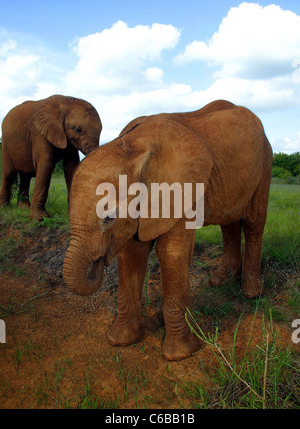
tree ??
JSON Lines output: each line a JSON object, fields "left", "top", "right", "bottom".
{"left": 272, "top": 152, "right": 300, "bottom": 176}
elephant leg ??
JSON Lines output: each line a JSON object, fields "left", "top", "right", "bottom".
{"left": 0, "top": 159, "right": 17, "bottom": 206}
{"left": 63, "top": 152, "right": 80, "bottom": 208}
{"left": 210, "top": 221, "right": 242, "bottom": 287}
{"left": 30, "top": 163, "right": 54, "bottom": 220}
{"left": 241, "top": 174, "right": 270, "bottom": 298}
{"left": 241, "top": 223, "right": 264, "bottom": 298}
{"left": 107, "top": 238, "right": 153, "bottom": 347}
{"left": 156, "top": 222, "right": 200, "bottom": 361}
{"left": 17, "top": 172, "right": 32, "bottom": 208}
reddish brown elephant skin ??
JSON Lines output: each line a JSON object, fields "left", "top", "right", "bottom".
{"left": 63, "top": 100, "right": 273, "bottom": 361}
{"left": 0, "top": 94, "right": 102, "bottom": 220}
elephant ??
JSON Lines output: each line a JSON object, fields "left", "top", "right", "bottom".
{"left": 63, "top": 100, "right": 273, "bottom": 361}
{"left": 0, "top": 94, "right": 102, "bottom": 220}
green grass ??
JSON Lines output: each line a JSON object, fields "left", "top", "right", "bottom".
{"left": 32, "top": 361, "right": 117, "bottom": 409}
{"left": 263, "top": 183, "right": 300, "bottom": 268}
{"left": 185, "top": 309, "right": 300, "bottom": 409}
{"left": 0, "top": 143, "right": 69, "bottom": 229}
{"left": 0, "top": 176, "right": 69, "bottom": 229}
{"left": 195, "top": 182, "right": 300, "bottom": 269}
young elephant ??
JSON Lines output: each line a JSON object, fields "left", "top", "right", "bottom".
{"left": 0, "top": 94, "right": 102, "bottom": 220}
{"left": 63, "top": 100, "right": 273, "bottom": 361}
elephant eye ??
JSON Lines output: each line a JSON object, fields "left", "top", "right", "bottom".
{"left": 101, "top": 207, "right": 119, "bottom": 227}
{"left": 75, "top": 126, "right": 82, "bottom": 133}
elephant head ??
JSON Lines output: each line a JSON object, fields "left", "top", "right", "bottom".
{"left": 33, "top": 95, "right": 102, "bottom": 155}
{"left": 63, "top": 118, "right": 213, "bottom": 296}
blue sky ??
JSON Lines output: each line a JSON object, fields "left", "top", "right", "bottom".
{"left": 1, "top": 1, "right": 300, "bottom": 153}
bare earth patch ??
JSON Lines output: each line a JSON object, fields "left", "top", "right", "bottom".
{"left": 0, "top": 226, "right": 298, "bottom": 409}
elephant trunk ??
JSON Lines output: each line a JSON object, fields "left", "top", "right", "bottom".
{"left": 63, "top": 240, "right": 104, "bottom": 296}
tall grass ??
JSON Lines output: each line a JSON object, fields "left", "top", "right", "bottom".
{"left": 263, "top": 184, "right": 300, "bottom": 269}
{"left": 185, "top": 309, "right": 300, "bottom": 409}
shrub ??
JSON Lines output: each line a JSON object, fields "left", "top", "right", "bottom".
{"left": 272, "top": 152, "right": 300, "bottom": 177}
{"left": 271, "top": 166, "right": 291, "bottom": 179}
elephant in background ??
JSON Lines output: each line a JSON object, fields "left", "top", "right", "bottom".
{"left": 63, "top": 100, "right": 273, "bottom": 361}
{"left": 0, "top": 94, "right": 102, "bottom": 220}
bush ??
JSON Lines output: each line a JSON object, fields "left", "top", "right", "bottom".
{"left": 271, "top": 166, "right": 291, "bottom": 178}
{"left": 273, "top": 152, "right": 300, "bottom": 177}
{"left": 285, "top": 176, "right": 300, "bottom": 185}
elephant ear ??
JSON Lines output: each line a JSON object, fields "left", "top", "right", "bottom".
{"left": 135, "top": 118, "right": 213, "bottom": 242}
{"left": 33, "top": 99, "right": 67, "bottom": 149}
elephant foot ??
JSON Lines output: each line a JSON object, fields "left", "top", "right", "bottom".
{"left": 30, "top": 209, "right": 49, "bottom": 221}
{"left": 162, "top": 329, "right": 200, "bottom": 361}
{"left": 107, "top": 318, "right": 144, "bottom": 347}
{"left": 210, "top": 263, "right": 241, "bottom": 287}
{"left": 242, "top": 274, "right": 264, "bottom": 298}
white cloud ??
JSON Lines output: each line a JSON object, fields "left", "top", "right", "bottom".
{"left": 0, "top": 39, "right": 17, "bottom": 57}
{"left": 174, "top": 2, "right": 300, "bottom": 114}
{"left": 1, "top": 8, "right": 300, "bottom": 153}
{"left": 62, "top": 21, "right": 183, "bottom": 141}
{"left": 85, "top": 83, "right": 194, "bottom": 143}
{"left": 144, "top": 67, "right": 164, "bottom": 83}
{"left": 0, "top": 40, "right": 41, "bottom": 117}
{"left": 65, "top": 21, "right": 180, "bottom": 96}
{"left": 175, "top": 3, "right": 300, "bottom": 79}
{"left": 184, "top": 75, "right": 297, "bottom": 112}
{"left": 0, "top": 22, "right": 183, "bottom": 142}
{"left": 62, "top": 9, "right": 300, "bottom": 143}
{"left": 271, "top": 133, "right": 300, "bottom": 154}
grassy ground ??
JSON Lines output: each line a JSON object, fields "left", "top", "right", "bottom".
{"left": 0, "top": 161, "right": 299, "bottom": 408}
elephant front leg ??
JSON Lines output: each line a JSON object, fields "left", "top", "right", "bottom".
{"left": 107, "top": 238, "right": 152, "bottom": 347}
{"left": 63, "top": 152, "right": 80, "bottom": 208}
{"left": 30, "top": 163, "right": 54, "bottom": 220}
{"left": 157, "top": 224, "right": 200, "bottom": 361}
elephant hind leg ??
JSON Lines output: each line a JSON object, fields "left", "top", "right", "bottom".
{"left": 241, "top": 222, "right": 265, "bottom": 298}
{"left": 0, "top": 165, "right": 18, "bottom": 206}
{"left": 17, "top": 172, "right": 32, "bottom": 208}
{"left": 210, "top": 221, "right": 242, "bottom": 287}
{"left": 241, "top": 174, "right": 271, "bottom": 298}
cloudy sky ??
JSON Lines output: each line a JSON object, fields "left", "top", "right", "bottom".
{"left": 1, "top": 0, "right": 300, "bottom": 153}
